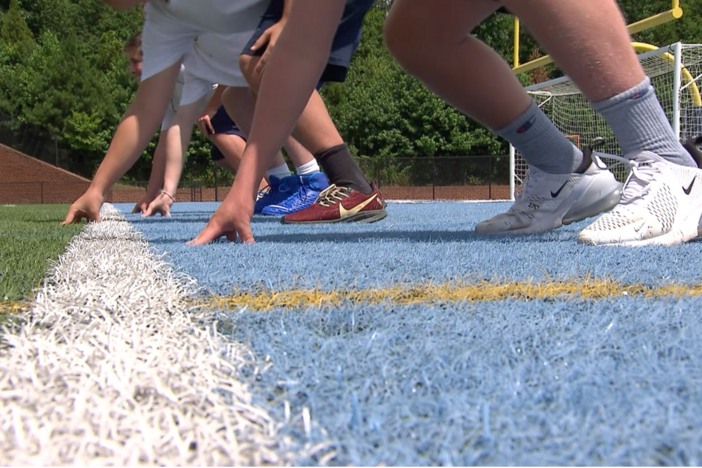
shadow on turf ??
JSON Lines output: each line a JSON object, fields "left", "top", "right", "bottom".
{"left": 148, "top": 229, "right": 572, "bottom": 245}
{"left": 128, "top": 215, "right": 283, "bottom": 225}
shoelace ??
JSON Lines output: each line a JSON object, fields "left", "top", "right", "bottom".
{"left": 517, "top": 168, "right": 547, "bottom": 202}
{"left": 605, "top": 154, "right": 660, "bottom": 206}
{"left": 256, "top": 186, "right": 271, "bottom": 201}
{"left": 316, "top": 184, "right": 352, "bottom": 207}
{"left": 508, "top": 169, "right": 547, "bottom": 216}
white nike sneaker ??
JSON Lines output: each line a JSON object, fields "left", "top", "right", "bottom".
{"left": 578, "top": 151, "right": 702, "bottom": 246}
{"left": 476, "top": 151, "right": 622, "bottom": 234}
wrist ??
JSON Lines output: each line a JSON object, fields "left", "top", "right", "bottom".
{"left": 86, "top": 185, "right": 106, "bottom": 203}
{"left": 145, "top": 182, "right": 160, "bottom": 196}
{"left": 160, "top": 190, "right": 176, "bottom": 203}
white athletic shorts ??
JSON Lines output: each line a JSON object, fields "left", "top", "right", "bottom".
{"left": 161, "top": 66, "right": 215, "bottom": 130}
{"left": 160, "top": 66, "right": 185, "bottom": 130}
{"left": 142, "top": 0, "right": 267, "bottom": 91}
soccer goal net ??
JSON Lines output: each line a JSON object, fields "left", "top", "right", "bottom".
{"left": 510, "top": 42, "right": 702, "bottom": 199}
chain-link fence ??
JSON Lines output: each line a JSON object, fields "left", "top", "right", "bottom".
{"left": 360, "top": 155, "right": 511, "bottom": 201}
{"left": 1, "top": 155, "right": 511, "bottom": 204}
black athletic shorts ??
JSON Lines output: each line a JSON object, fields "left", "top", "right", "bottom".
{"left": 241, "top": 0, "right": 373, "bottom": 83}
{"left": 208, "top": 106, "right": 245, "bottom": 162}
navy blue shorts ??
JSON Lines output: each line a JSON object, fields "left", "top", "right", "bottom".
{"left": 241, "top": 0, "right": 372, "bottom": 83}
{"left": 209, "top": 106, "right": 246, "bottom": 162}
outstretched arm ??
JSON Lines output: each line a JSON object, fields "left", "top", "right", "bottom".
{"left": 64, "top": 63, "right": 181, "bottom": 224}
{"left": 142, "top": 99, "right": 205, "bottom": 217}
{"left": 189, "top": 0, "right": 344, "bottom": 244}
{"left": 132, "top": 131, "right": 169, "bottom": 214}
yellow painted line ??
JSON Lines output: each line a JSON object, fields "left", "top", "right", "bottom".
{"left": 0, "top": 301, "right": 28, "bottom": 315}
{"left": 202, "top": 278, "right": 702, "bottom": 312}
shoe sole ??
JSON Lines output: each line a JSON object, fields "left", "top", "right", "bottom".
{"left": 580, "top": 204, "right": 702, "bottom": 247}
{"left": 282, "top": 209, "right": 388, "bottom": 225}
{"left": 477, "top": 174, "right": 622, "bottom": 235}
{"left": 562, "top": 185, "right": 622, "bottom": 226}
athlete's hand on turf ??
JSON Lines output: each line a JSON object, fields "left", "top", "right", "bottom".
{"left": 62, "top": 189, "right": 104, "bottom": 224}
{"left": 142, "top": 192, "right": 173, "bottom": 217}
{"left": 132, "top": 191, "right": 158, "bottom": 214}
{"left": 250, "top": 21, "right": 286, "bottom": 75}
{"left": 188, "top": 193, "right": 255, "bottom": 245}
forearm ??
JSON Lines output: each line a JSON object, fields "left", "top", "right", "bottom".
{"left": 161, "top": 100, "right": 201, "bottom": 195}
{"left": 90, "top": 64, "right": 180, "bottom": 196}
{"left": 161, "top": 126, "right": 190, "bottom": 196}
{"left": 90, "top": 106, "right": 164, "bottom": 196}
{"left": 147, "top": 136, "right": 169, "bottom": 197}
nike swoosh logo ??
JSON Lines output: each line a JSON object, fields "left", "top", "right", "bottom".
{"left": 551, "top": 182, "right": 569, "bottom": 198}
{"left": 340, "top": 195, "right": 378, "bottom": 218}
{"left": 683, "top": 176, "right": 697, "bottom": 195}
{"left": 633, "top": 220, "right": 647, "bottom": 234}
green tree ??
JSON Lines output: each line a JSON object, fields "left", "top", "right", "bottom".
{"left": 1, "top": 0, "right": 35, "bottom": 59}
{"left": 1, "top": 0, "right": 34, "bottom": 46}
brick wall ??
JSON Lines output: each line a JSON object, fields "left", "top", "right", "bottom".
{"left": 1, "top": 144, "right": 512, "bottom": 204}
{"left": 0, "top": 144, "right": 91, "bottom": 204}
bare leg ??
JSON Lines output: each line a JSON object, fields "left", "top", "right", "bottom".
{"left": 502, "top": 0, "right": 643, "bottom": 100}
{"left": 159, "top": 99, "right": 203, "bottom": 197}
{"left": 385, "top": 0, "right": 528, "bottom": 129}
{"left": 210, "top": 132, "right": 269, "bottom": 191}
{"left": 385, "top": 0, "right": 586, "bottom": 175}
{"left": 240, "top": 55, "right": 371, "bottom": 192}
{"left": 240, "top": 55, "right": 343, "bottom": 153}
{"left": 215, "top": 157, "right": 236, "bottom": 173}
{"left": 221, "top": 86, "right": 300, "bottom": 170}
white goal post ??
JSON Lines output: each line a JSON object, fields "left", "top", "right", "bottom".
{"left": 510, "top": 42, "right": 702, "bottom": 200}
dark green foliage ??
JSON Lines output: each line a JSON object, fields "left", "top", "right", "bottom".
{"left": 1, "top": 0, "right": 701, "bottom": 184}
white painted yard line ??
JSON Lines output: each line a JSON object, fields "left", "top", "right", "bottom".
{"left": 0, "top": 204, "right": 303, "bottom": 465}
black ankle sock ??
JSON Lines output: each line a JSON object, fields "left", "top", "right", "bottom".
{"left": 314, "top": 143, "right": 373, "bottom": 195}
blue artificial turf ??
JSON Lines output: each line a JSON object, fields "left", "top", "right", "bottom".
{"left": 117, "top": 201, "right": 702, "bottom": 465}
{"left": 119, "top": 202, "right": 702, "bottom": 295}
{"left": 221, "top": 296, "right": 702, "bottom": 466}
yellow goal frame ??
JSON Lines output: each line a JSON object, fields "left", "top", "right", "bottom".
{"left": 511, "top": 0, "right": 685, "bottom": 73}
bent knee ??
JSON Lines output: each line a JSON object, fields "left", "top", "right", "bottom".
{"left": 384, "top": 7, "right": 424, "bottom": 72}
{"left": 238, "top": 54, "right": 260, "bottom": 91}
